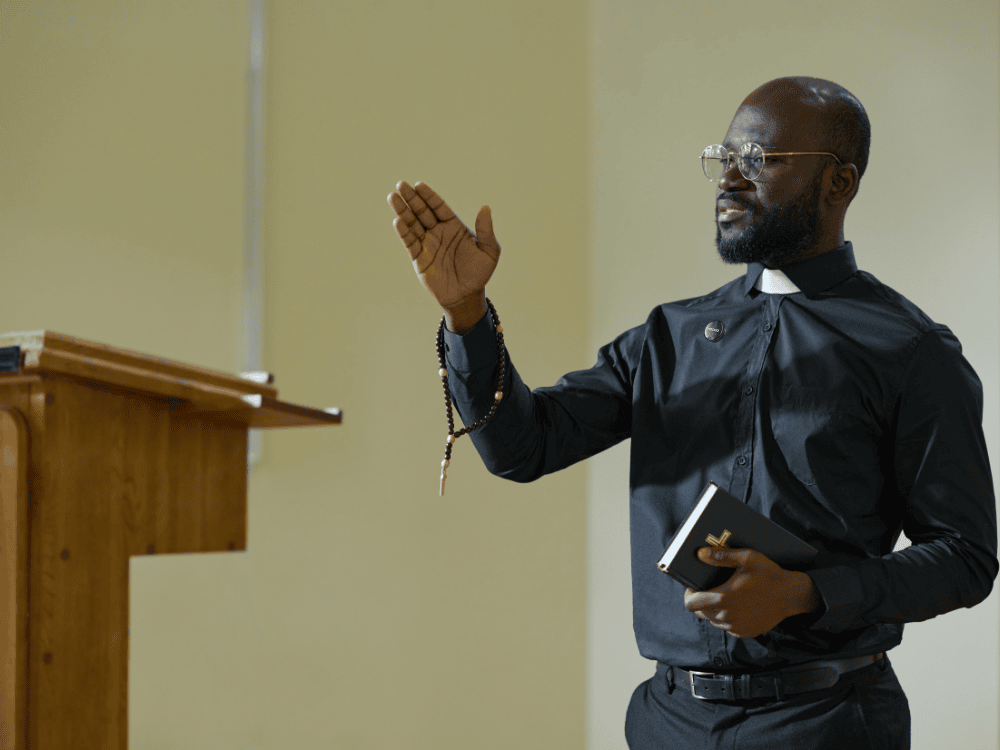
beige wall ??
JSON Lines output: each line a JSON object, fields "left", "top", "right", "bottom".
{"left": 0, "top": 1, "right": 248, "bottom": 369}
{"left": 2, "top": 0, "right": 589, "bottom": 748}
{"left": 253, "top": 2, "right": 589, "bottom": 747}
{"left": 587, "top": 1, "right": 1000, "bottom": 748}
{"left": 2, "top": 1, "right": 997, "bottom": 749}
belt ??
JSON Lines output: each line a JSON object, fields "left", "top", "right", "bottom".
{"left": 656, "top": 652, "right": 885, "bottom": 702}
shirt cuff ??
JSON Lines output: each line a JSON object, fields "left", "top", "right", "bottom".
{"left": 804, "top": 565, "right": 865, "bottom": 632}
{"left": 442, "top": 309, "right": 500, "bottom": 374}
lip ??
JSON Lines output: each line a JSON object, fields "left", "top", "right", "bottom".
{"left": 717, "top": 199, "right": 749, "bottom": 224}
{"left": 717, "top": 199, "right": 746, "bottom": 211}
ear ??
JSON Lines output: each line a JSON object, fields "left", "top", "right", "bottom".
{"left": 827, "top": 162, "right": 859, "bottom": 207}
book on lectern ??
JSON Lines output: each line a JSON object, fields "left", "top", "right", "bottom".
{"left": 656, "top": 482, "right": 818, "bottom": 591}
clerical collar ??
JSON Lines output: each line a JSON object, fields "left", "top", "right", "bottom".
{"left": 754, "top": 268, "right": 800, "bottom": 294}
{"left": 742, "top": 242, "right": 858, "bottom": 298}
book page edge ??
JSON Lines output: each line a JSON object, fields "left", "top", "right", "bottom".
{"left": 657, "top": 482, "right": 719, "bottom": 572}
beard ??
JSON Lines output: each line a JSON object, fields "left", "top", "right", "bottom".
{"left": 715, "top": 173, "right": 823, "bottom": 268}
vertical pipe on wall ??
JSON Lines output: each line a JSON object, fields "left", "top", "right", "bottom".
{"left": 243, "top": 0, "right": 266, "bottom": 471}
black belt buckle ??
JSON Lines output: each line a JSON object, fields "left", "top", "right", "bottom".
{"left": 688, "top": 670, "right": 721, "bottom": 700}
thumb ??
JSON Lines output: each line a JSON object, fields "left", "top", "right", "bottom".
{"left": 475, "top": 205, "right": 501, "bottom": 259}
{"left": 697, "top": 547, "right": 743, "bottom": 567}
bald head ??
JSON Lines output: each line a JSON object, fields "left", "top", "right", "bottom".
{"left": 746, "top": 76, "right": 856, "bottom": 107}
{"left": 715, "top": 77, "right": 869, "bottom": 266}
{"left": 743, "top": 77, "right": 871, "bottom": 183}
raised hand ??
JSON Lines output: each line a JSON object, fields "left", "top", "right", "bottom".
{"left": 388, "top": 181, "right": 501, "bottom": 320}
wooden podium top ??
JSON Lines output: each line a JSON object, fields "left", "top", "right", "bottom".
{"left": 0, "top": 330, "right": 341, "bottom": 429}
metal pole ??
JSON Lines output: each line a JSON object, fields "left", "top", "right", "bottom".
{"left": 243, "top": 0, "right": 266, "bottom": 471}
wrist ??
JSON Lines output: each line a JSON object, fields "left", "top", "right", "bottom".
{"left": 788, "top": 571, "right": 822, "bottom": 617}
{"left": 443, "top": 292, "right": 488, "bottom": 335}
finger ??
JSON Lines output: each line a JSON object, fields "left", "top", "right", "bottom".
{"left": 684, "top": 590, "right": 720, "bottom": 612}
{"left": 698, "top": 547, "right": 743, "bottom": 567}
{"left": 392, "top": 216, "right": 423, "bottom": 261}
{"left": 397, "top": 180, "right": 438, "bottom": 229}
{"left": 696, "top": 609, "right": 725, "bottom": 626}
{"left": 413, "top": 181, "right": 457, "bottom": 223}
{"left": 705, "top": 612, "right": 729, "bottom": 629}
{"left": 388, "top": 192, "right": 426, "bottom": 240}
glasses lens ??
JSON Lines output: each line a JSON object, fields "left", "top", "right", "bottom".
{"left": 738, "top": 143, "right": 764, "bottom": 180}
{"left": 702, "top": 145, "right": 728, "bottom": 181}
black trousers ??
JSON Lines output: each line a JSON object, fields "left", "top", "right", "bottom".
{"left": 625, "top": 654, "right": 910, "bottom": 749}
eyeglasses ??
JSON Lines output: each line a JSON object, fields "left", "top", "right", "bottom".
{"left": 701, "top": 143, "right": 842, "bottom": 182}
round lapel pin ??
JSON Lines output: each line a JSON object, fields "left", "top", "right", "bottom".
{"left": 704, "top": 321, "right": 725, "bottom": 342}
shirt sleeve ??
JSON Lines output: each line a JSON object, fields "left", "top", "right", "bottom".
{"left": 442, "top": 310, "right": 640, "bottom": 482}
{"left": 806, "top": 327, "right": 999, "bottom": 632}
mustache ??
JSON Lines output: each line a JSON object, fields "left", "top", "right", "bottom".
{"left": 717, "top": 193, "right": 754, "bottom": 211}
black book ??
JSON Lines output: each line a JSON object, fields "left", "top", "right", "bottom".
{"left": 656, "top": 482, "right": 818, "bottom": 591}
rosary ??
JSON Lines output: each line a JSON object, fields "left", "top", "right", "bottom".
{"left": 435, "top": 298, "right": 506, "bottom": 495}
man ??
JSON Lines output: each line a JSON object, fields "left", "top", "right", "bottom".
{"left": 387, "top": 77, "right": 998, "bottom": 748}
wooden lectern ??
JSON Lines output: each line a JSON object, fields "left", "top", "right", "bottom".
{"left": 0, "top": 331, "right": 341, "bottom": 750}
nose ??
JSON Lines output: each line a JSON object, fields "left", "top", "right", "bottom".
{"left": 717, "top": 158, "right": 750, "bottom": 192}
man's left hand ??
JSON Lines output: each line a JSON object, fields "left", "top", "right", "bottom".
{"left": 683, "top": 547, "right": 817, "bottom": 639}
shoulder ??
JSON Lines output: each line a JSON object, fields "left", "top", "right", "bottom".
{"left": 808, "top": 269, "right": 957, "bottom": 367}
{"left": 849, "top": 270, "right": 948, "bottom": 338}
{"left": 847, "top": 271, "right": 978, "bottom": 396}
{"left": 595, "top": 279, "right": 745, "bottom": 370}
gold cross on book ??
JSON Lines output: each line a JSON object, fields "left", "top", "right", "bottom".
{"left": 705, "top": 529, "right": 731, "bottom": 547}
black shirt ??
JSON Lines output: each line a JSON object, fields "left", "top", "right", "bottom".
{"left": 442, "top": 242, "right": 998, "bottom": 671}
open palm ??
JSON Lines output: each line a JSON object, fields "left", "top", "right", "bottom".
{"left": 388, "top": 181, "right": 501, "bottom": 309}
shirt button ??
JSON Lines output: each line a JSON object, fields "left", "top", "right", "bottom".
{"left": 762, "top": 323, "right": 772, "bottom": 332}
{"left": 737, "top": 456, "right": 748, "bottom": 466}
{"left": 713, "top": 657, "right": 726, "bottom": 667}
{"left": 744, "top": 386, "right": 753, "bottom": 395}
